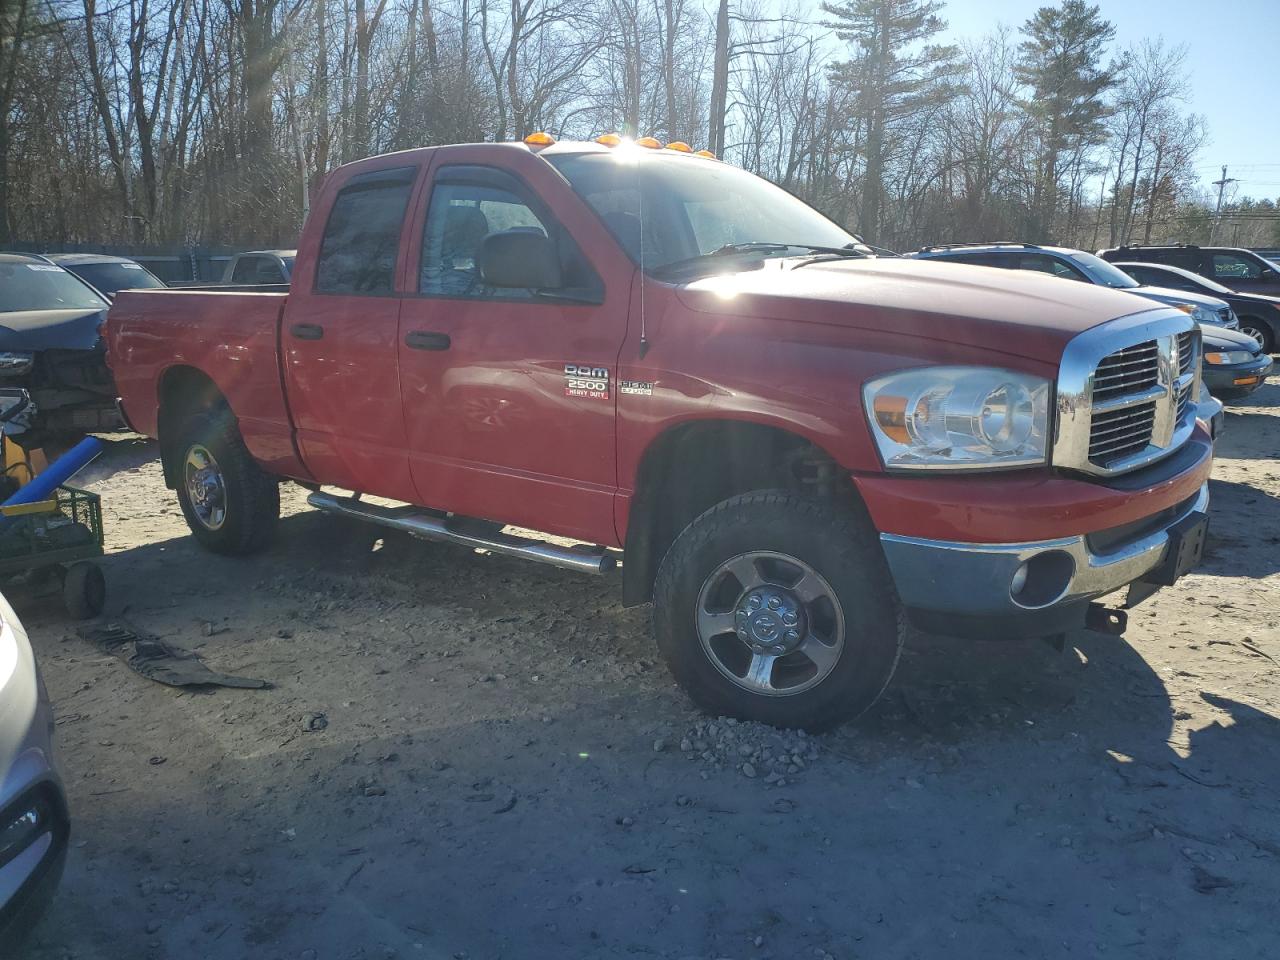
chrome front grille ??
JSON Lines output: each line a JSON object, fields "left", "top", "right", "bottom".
{"left": 1089, "top": 400, "right": 1157, "bottom": 464}
{"left": 1092, "top": 340, "right": 1159, "bottom": 403}
{"left": 1054, "top": 311, "right": 1201, "bottom": 477}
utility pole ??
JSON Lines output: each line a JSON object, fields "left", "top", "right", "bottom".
{"left": 1211, "top": 166, "right": 1236, "bottom": 244}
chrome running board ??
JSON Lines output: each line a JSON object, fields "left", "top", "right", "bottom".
{"left": 307, "top": 491, "right": 619, "bottom": 575}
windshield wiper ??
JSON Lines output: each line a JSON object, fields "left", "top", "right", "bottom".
{"left": 653, "top": 242, "right": 866, "bottom": 279}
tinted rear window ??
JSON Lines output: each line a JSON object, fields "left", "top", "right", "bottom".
{"left": 315, "top": 168, "right": 417, "bottom": 294}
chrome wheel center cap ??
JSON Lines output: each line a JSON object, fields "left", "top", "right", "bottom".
{"left": 735, "top": 588, "right": 804, "bottom": 655}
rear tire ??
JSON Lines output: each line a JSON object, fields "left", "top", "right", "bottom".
{"left": 652, "top": 491, "right": 905, "bottom": 731}
{"left": 173, "top": 410, "right": 279, "bottom": 555}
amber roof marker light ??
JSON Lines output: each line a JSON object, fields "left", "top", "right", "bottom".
{"left": 595, "top": 133, "right": 624, "bottom": 147}
{"left": 635, "top": 136, "right": 663, "bottom": 149}
{"left": 523, "top": 131, "right": 556, "bottom": 147}
{"left": 666, "top": 141, "right": 692, "bottom": 153}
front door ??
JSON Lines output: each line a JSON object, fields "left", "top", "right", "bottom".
{"left": 396, "top": 162, "right": 628, "bottom": 545}
{"left": 283, "top": 165, "right": 421, "bottom": 501}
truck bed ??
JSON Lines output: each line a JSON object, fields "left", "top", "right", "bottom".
{"left": 107, "top": 287, "right": 308, "bottom": 480}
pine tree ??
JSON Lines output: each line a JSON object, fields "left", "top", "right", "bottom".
{"left": 1016, "top": 0, "right": 1117, "bottom": 242}
{"left": 822, "top": 0, "right": 957, "bottom": 244}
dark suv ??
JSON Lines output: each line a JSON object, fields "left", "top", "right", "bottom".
{"left": 1098, "top": 244, "right": 1280, "bottom": 296}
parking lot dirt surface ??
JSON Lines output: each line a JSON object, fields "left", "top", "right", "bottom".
{"left": 15, "top": 379, "right": 1280, "bottom": 960}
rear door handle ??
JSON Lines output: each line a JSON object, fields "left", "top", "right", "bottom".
{"left": 405, "top": 331, "right": 451, "bottom": 351}
{"left": 290, "top": 323, "right": 324, "bottom": 341}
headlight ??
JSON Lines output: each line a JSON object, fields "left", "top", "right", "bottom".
{"left": 1173, "top": 303, "right": 1206, "bottom": 322}
{"left": 0, "top": 351, "right": 34, "bottom": 375}
{"left": 864, "top": 366, "right": 1050, "bottom": 470}
{"left": 1204, "top": 350, "right": 1255, "bottom": 365}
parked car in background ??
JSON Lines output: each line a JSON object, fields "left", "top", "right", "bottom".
{"left": 0, "top": 254, "right": 120, "bottom": 444}
{"left": 44, "top": 254, "right": 166, "bottom": 301}
{"left": 1115, "top": 260, "right": 1280, "bottom": 353}
{"left": 1198, "top": 325, "right": 1274, "bottom": 401}
{"left": 0, "top": 590, "right": 69, "bottom": 948}
{"left": 911, "top": 243, "right": 1239, "bottom": 330}
{"left": 220, "top": 250, "right": 295, "bottom": 285}
{"left": 1098, "top": 244, "right": 1280, "bottom": 296}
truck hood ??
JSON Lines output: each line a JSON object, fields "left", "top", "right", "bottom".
{"left": 0, "top": 308, "right": 106, "bottom": 352}
{"left": 674, "top": 257, "right": 1167, "bottom": 363}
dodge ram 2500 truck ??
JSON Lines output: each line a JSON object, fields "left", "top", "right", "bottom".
{"left": 105, "top": 136, "right": 1215, "bottom": 730}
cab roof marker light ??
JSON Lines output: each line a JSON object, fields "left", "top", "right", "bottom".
{"left": 595, "top": 133, "right": 623, "bottom": 147}
{"left": 524, "top": 131, "right": 556, "bottom": 147}
{"left": 666, "top": 141, "right": 692, "bottom": 153}
{"left": 635, "top": 136, "right": 663, "bottom": 149}
{"left": 694, "top": 149, "right": 717, "bottom": 159}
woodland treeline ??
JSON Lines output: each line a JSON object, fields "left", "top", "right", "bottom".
{"left": 1, "top": 0, "right": 1277, "bottom": 250}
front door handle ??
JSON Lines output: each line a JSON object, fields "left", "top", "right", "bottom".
{"left": 290, "top": 323, "right": 324, "bottom": 341}
{"left": 405, "top": 331, "right": 451, "bottom": 351}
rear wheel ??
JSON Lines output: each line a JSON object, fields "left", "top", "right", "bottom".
{"left": 173, "top": 411, "right": 279, "bottom": 554}
{"left": 653, "top": 491, "right": 905, "bottom": 731}
{"left": 1238, "top": 317, "right": 1274, "bottom": 354}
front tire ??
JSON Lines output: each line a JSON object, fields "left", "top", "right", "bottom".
{"left": 1238, "top": 317, "right": 1274, "bottom": 354}
{"left": 653, "top": 491, "right": 905, "bottom": 731}
{"left": 173, "top": 411, "right": 279, "bottom": 555}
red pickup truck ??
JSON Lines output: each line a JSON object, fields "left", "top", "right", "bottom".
{"left": 106, "top": 136, "right": 1214, "bottom": 729}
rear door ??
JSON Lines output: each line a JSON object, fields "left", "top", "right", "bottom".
{"left": 396, "top": 159, "right": 628, "bottom": 545}
{"left": 1207, "top": 250, "right": 1279, "bottom": 293}
{"left": 283, "top": 164, "right": 422, "bottom": 501}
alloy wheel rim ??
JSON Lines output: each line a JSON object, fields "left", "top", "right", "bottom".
{"left": 695, "top": 550, "right": 845, "bottom": 697}
{"left": 184, "top": 444, "right": 227, "bottom": 531}
{"left": 1242, "top": 324, "right": 1267, "bottom": 351}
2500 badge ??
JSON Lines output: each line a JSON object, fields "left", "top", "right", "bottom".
{"left": 564, "top": 364, "right": 610, "bottom": 400}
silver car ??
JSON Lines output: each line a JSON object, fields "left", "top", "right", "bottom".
{"left": 0, "top": 591, "right": 68, "bottom": 948}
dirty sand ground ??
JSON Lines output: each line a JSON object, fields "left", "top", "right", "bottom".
{"left": 14, "top": 378, "right": 1280, "bottom": 960}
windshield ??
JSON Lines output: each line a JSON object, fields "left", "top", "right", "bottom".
{"left": 1066, "top": 251, "right": 1139, "bottom": 289}
{"left": 0, "top": 261, "right": 108, "bottom": 313}
{"left": 548, "top": 151, "right": 864, "bottom": 275}
{"left": 68, "top": 261, "right": 165, "bottom": 298}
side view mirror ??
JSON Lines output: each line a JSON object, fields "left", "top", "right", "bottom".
{"left": 477, "top": 230, "right": 562, "bottom": 290}
{"left": 1261, "top": 267, "right": 1278, "bottom": 282}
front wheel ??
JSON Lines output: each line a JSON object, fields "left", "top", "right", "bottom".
{"left": 653, "top": 491, "right": 905, "bottom": 731}
{"left": 1238, "top": 318, "right": 1274, "bottom": 354}
{"left": 173, "top": 411, "right": 279, "bottom": 555}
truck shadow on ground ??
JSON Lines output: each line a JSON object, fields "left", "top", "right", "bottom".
{"left": 1203, "top": 476, "right": 1280, "bottom": 579}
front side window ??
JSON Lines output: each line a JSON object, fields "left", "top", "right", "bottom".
{"left": 315, "top": 167, "right": 416, "bottom": 295}
{"left": 420, "top": 182, "right": 551, "bottom": 298}
{"left": 1211, "top": 252, "right": 1263, "bottom": 281}
{"left": 1016, "top": 254, "right": 1087, "bottom": 282}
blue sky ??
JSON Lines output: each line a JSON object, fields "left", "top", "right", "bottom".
{"left": 938, "top": 0, "right": 1280, "bottom": 201}
{"left": 786, "top": 0, "right": 1279, "bottom": 201}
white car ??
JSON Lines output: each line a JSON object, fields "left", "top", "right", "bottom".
{"left": 0, "top": 591, "right": 67, "bottom": 946}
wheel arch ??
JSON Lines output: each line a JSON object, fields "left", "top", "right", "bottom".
{"left": 156, "top": 365, "right": 232, "bottom": 489}
{"left": 1236, "top": 312, "right": 1278, "bottom": 352}
{"left": 621, "top": 418, "right": 865, "bottom": 607}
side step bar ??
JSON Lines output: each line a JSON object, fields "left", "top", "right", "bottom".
{"left": 307, "top": 491, "right": 619, "bottom": 575}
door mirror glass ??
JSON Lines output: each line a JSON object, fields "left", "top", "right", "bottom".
{"left": 477, "top": 231, "right": 562, "bottom": 290}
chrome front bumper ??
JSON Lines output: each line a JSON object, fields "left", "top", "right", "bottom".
{"left": 880, "top": 483, "right": 1209, "bottom": 638}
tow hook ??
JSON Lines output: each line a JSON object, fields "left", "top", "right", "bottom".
{"left": 1086, "top": 603, "right": 1128, "bottom": 636}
